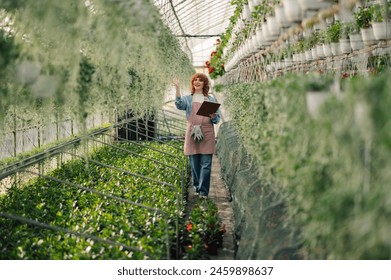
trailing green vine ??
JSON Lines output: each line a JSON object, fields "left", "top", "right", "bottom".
{"left": 223, "top": 72, "right": 391, "bottom": 259}
{"left": 0, "top": 0, "right": 194, "bottom": 131}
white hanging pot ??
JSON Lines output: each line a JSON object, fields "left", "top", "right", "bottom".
{"left": 349, "top": 33, "right": 364, "bottom": 51}
{"left": 339, "top": 39, "right": 352, "bottom": 54}
{"left": 361, "top": 27, "right": 376, "bottom": 46}
{"left": 267, "top": 16, "right": 280, "bottom": 36}
{"left": 299, "top": 52, "right": 306, "bottom": 62}
{"left": 305, "top": 50, "right": 312, "bottom": 61}
{"left": 275, "top": 6, "right": 290, "bottom": 28}
{"left": 323, "top": 44, "right": 332, "bottom": 57}
{"left": 372, "top": 22, "right": 391, "bottom": 40}
{"left": 30, "top": 75, "right": 59, "bottom": 98}
{"left": 282, "top": 0, "right": 303, "bottom": 23}
{"left": 306, "top": 91, "right": 329, "bottom": 118}
{"left": 248, "top": 0, "right": 256, "bottom": 12}
{"left": 311, "top": 48, "right": 318, "bottom": 60}
{"left": 284, "top": 58, "right": 293, "bottom": 68}
{"left": 242, "top": 4, "right": 251, "bottom": 22}
{"left": 256, "top": 27, "right": 264, "bottom": 47}
{"left": 251, "top": 36, "right": 258, "bottom": 54}
{"left": 262, "top": 24, "right": 272, "bottom": 42}
{"left": 316, "top": 45, "right": 325, "bottom": 58}
{"left": 331, "top": 42, "right": 342, "bottom": 56}
{"left": 298, "top": 0, "right": 331, "bottom": 11}
{"left": 16, "top": 60, "right": 41, "bottom": 85}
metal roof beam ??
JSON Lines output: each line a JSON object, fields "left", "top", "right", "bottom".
{"left": 168, "top": 0, "right": 193, "bottom": 60}
{"left": 175, "top": 34, "right": 221, "bottom": 38}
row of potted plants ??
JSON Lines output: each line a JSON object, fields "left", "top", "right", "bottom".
{"left": 222, "top": 71, "right": 391, "bottom": 259}
{"left": 0, "top": 141, "right": 187, "bottom": 259}
{"left": 211, "top": 0, "right": 390, "bottom": 77}
{"left": 0, "top": 1, "right": 194, "bottom": 130}
{"left": 181, "top": 199, "right": 225, "bottom": 259}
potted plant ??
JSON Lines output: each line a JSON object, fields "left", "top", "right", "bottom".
{"left": 326, "top": 20, "right": 342, "bottom": 55}
{"left": 371, "top": 2, "right": 391, "bottom": 40}
{"left": 344, "top": 21, "right": 364, "bottom": 51}
{"left": 275, "top": 2, "right": 290, "bottom": 28}
{"left": 292, "top": 37, "right": 306, "bottom": 62}
{"left": 355, "top": 5, "right": 376, "bottom": 46}
{"left": 305, "top": 74, "right": 334, "bottom": 118}
{"left": 320, "top": 28, "right": 332, "bottom": 57}
{"left": 339, "top": 22, "right": 352, "bottom": 54}
{"left": 304, "top": 31, "right": 320, "bottom": 60}
{"left": 265, "top": 0, "right": 282, "bottom": 37}
{"left": 282, "top": 0, "right": 303, "bottom": 23}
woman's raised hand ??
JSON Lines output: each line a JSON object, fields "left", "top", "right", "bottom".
{"left": 173, "top": 77, "right": 181, "bottom": 97}
{"left": 172, "top": 77, "right": 180, "bottom": 88}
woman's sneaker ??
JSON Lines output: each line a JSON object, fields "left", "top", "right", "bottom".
{"left": 193, "top": 186, "right": 200, "bottom": 195}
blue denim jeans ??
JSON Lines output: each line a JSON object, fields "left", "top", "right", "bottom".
{"left": 189, "top": 154, "right": 213, "bottom": 196}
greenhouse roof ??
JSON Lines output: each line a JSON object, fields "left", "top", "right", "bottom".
{"left": 153, "top": 0, "right": 235, "bottom": 68}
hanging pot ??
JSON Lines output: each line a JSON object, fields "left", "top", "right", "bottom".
{"left": 339, "top": 39, "right": 352, "bottom": 54}
{"left": 331, "top": 42, "right": 342, "bottom": 56}
{"left": 242, "top": 4, "right": 251, "bottom": 22}
{"left": 323, "top": 44, "right": 332, "bottom": 57}
{"left": 275, "top": 6, "right": 290, "bottom": 28}
{"left": 306, "top": 91, "right": 329, "bottom": 118}
{"left": 316, "top": 45, "right": 325, "bottom": 58}
{"left": 361, "top": 27, "right": 376, "bottom": 46}
{"left": 282, "top": 0, "right": 303, "bottom": 23}
{"left": 16, "top": 60, "right": 41, "bottom": 85}
{"left": 298, "top": 0, "right": 331, "bottom": 11}
{"left": 311, "top": 48, "right": 319, "bottom": 60}
{"left": 267, "top": 16, "right": 280, "bottom": 36}
{"left": 305, "top": 50, "right": 312, "bottom": 61}
{"left": 372, "top": 22, "right": 391, "bottom": 40}
{"left": 349, "top": 33, "right": 364, "bottom": 51}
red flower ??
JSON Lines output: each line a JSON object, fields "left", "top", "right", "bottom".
{"left": 208, "top": 67, "right": 215, "bottom": 74}
{"left": 186, "top": 223, "right": 193, "bottom": 232}
{"left": 342, "top": 72, "right": 349, "bottom": 79}
{"left": 220, "top": 224, "right": 226, "bottom": 233}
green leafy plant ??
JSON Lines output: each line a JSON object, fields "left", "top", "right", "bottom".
{"left": 0, "top": 1, "right": 194, "bottom": 133}
{"left": 304, "top": 73, "right": 334, "bottom": 91}
{"left": 304, "top": 31, "right": 320, "bottom": 50}
{"left": 0, "top": 141, "right": 188, "bottom": 259}
{"left": 355, "top": 6, "right": 374, "bottom": 29}
{"left": 372, "top": 2, "right": 391, "bottom": 22}
{"left": 326, "top": 20, "right": 342, "bottom": 43}
{"left": 223, "top": 72, "right": 391, "bottom": 259}
{"left": 182, "top": 199, "right": 224, "bottom": 259}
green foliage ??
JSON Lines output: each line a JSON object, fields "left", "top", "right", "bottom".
{"left": 372, "top": 2, "right": 391, "bottom": 22}
{"left": 304, "top": 31, "right": 320, "bottom": 49}
{"left": 0, "top": 141, "right": 187, "bottom": 259}
{"left": 304, "top": 73, "right": 334, "bottom": 91}
{"left": 182, "top": 199, "right": 224, "bottom": 259}
{"left": 326, "top": 20, "right": 342, "bottom": 43}
{"left": 355, "top": 6, "right": 374, "bottom": 29}
{"left": 224, "top": 72, "right": 391, "bottom": 259}
{"left": 209, "top": 53, "right": 225, "bottom": 80}
{"left": 0, "top": 0, "right": 194, "bottom": 131}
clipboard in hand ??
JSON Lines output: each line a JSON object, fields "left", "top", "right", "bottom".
{"left": 196, "top": 101, "right": 221, "bottom": 117}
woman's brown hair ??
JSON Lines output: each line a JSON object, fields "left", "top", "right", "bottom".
{"left": 190, "top": 73, "right": 210, "bottom": 96}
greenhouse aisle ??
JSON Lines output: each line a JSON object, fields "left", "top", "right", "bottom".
{"left": 209, "top": 157, "right": 235, "bottom": 260}
{"left": 188, "top": 156, "right": 235, "bottom": 260}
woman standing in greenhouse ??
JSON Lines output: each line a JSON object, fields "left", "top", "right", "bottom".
{"left": 173, "top": 73, "right": 220, "bottom": 198}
